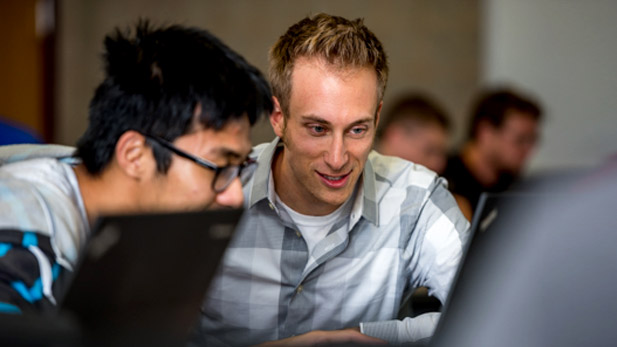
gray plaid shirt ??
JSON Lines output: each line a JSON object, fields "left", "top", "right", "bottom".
{"left": 196, "top": 138, "right": 469, "bottom": 346}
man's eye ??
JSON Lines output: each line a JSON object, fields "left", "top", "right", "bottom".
{"left": 350, "top": 127, "right": 367, "bottom": 136}
{"left": 309, "top": 125, "right": 326, "bottom": 134}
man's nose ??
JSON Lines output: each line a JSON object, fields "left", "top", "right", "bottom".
{"left": 215, "top": 177, "right": 244, "bottom": 208}
{"left": 324, "top": 135, "right": 349, "bottom": 171}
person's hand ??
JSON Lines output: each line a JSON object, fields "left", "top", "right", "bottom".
{"left": 256, "top": 328, "right": 387, "bottom": 346}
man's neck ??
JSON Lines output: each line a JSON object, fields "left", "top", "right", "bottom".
{"left": 73, "top": 163, "right": 136, "bottom": 225}
{"left": 461, "top": 142, "right": 500, "bottom": 188}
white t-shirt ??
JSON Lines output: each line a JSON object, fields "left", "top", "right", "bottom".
{"left": 274, "top": 191, "right": 354, "bottom": 269}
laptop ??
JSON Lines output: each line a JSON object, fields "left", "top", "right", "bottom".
{"left": 58, "top": 208, "right": 243, "bottom": 345}
{"left": 430, "top": 192, "right": 558, "bottom": 346}
{"left": 431, "top": 174, "right": 617, "bottom": 346}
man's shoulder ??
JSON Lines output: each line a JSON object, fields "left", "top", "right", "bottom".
{"left": 0, "top": 171, "right": 58, "bottom": 236}
{"left": 368, "top": 151, "right": 439, "bottom": 191}
{"left": 0, "top": 144, "right": 77, "bottom": 166}
{"left": 0, "top": 155, "right": 80, "bottom": 217}
{"left": 251, "top": 142, "right": 272, "bottom": 158}
{"left": 0, "top": 156, "right": 72, "bottom": 182}
{"left": 0, "top": 156, "right": 86, "bottom": 252}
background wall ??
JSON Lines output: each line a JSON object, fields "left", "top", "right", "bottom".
{"left": 55, "top": 0, "right": 480, "bottom": 147}
{"left": 483, "top": 0, "right": 617, "bottom": 172}
{"left": 10, "top": 1, "right": 613, "bottom": 174}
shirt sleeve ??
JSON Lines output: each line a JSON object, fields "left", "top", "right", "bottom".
{"left": 0, "top": 230, "right": 69, "bottom": 314}
{"left": 360, "top": 312, "right": 441, "bottom": 345}
{"left": 361, "top": 177, "right": 470, "bottom": 344}
{"left": 412, "top": 177, "right": 470, "bottom": 302}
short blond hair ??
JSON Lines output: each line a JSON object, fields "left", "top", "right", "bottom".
{"left": 269, "top": 13, "right": 389, "bottom": 116}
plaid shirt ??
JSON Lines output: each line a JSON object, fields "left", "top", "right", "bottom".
{"left": 196, "top": 138, "right": 469, "bottom": 346}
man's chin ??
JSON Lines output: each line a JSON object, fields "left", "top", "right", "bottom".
{"left": 318, "top": 191, "right": 353, "bottom": 211}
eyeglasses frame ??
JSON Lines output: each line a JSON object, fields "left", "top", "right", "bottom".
{"left": 143, "top": 134, "right": 255, "bottom": 193}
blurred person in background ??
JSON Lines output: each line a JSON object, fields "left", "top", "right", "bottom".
{"left": 375, "top": 93, "right": 451, "bottom": 175}
{"left": 443, "top": 88, "right": 542, "bottom": 220}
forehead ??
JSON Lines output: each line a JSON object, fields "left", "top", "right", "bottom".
{"left": 288, "top": 57, "right": 379, "bottom": 123}
{"left": 502, "top": 111, "right": 539, "bottom": 132}
{"left": 183, "top": 117, "right": 252, "bottom": 159}
{"left": 416, "top": 122, "right": 448, "bottom": 139}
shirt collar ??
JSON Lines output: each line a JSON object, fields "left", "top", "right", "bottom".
{"left": 248, "top": 137, "right": 280, "bottom": 208}
{"left": 360, "top": 155, "right": 379, "bottom": 225}
{"left": 248, "top": 137, "right": 379, "bottom": 226}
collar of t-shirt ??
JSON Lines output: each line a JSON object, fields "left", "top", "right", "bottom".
{"left": 274, "top": 190, "right": 354, "bottom": 258}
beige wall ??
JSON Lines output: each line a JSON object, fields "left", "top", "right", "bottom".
{"left": 56, "top": 0, "right": 479, "bottom": 147}
{"left": 484, "top": 0, "right": 617, "bottom": 171}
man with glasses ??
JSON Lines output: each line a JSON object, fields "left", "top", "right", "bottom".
{"left": 0, "top": 21, "right": 272, "bottom": 314}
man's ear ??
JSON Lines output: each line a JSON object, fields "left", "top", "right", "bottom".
{"left": 375, "top": 100, "right": 383, "bottom": 128}
{"left": 114, "top": 130, "right": 150, "bottom": 179}
{"left": 270, "top": 96, "right": 285, "bottom": 138}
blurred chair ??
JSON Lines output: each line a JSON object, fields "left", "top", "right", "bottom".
{"left": 0, "top": 116, "right": 42, "bottom": 145}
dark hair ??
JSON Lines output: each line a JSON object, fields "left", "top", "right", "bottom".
{"left": 377, "top": 93, "right": 449, "bottom": 140}
{"left": 467, "top": 88, "right": 542, "bottom": 140}
{"left": 76, "top": 20, "right": 273, "bottom": 174}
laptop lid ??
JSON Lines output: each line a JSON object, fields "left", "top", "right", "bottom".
{"left": 431, "top": 192, "right": 559, "bottom": 346}
{"left": 59, "top": 208, "right": 242, "bottom": 344}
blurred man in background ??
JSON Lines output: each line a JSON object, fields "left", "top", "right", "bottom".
{"left": 443, "top": 88, "right": 542, "bottom": 220}
{"left": 375, "top": 93, "right": 450, "bottom": 175}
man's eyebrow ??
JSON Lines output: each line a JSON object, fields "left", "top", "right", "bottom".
{"left": 300, "top": 115, "right": 374, "bottom": 126}
{"left": 300, "top": 115, "right": 331, "bottom": 125}
{"left": 212, "top": 147, "right": 250, "bottom": 161}
{"left": 348, "top": 117, "right": 374, "bottom": 126}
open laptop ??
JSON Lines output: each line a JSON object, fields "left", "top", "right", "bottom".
{"left": 430, "top": 192, "right": 558, "bottom": 346}
{"left": 58, "top": 208, "right": 243, "bottom": 345}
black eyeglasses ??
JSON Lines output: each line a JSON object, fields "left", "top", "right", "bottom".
{"left": 144, "top": 134, "right": 256, "bottom": 193}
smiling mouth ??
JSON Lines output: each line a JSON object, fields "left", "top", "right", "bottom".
{"left": 322, "top": 174, "right": 346, "bottom": 180}
{"left": 317, "top": 171, "right": 351, "bottom": 188}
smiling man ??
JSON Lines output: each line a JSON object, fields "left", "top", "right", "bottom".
{"left": 271, "top": 57, "right": 379, "bottom": 216}
{"left": 196, "top": 14, "right": 469, "bottom": 346}
{"left": 0, "top": 21, "right": 272, "bottom": 314}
